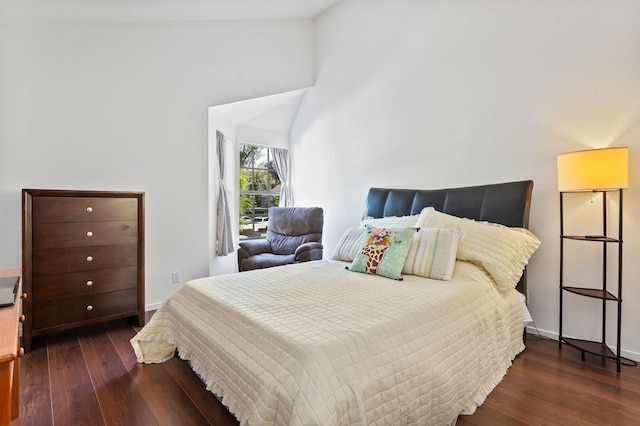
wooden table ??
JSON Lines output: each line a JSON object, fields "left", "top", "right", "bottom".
{"left": 0, "top": 268, "right": 25, "bottom": 425}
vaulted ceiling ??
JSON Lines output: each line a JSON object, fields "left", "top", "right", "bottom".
{"left": 0, "top": 0, "right": 343, "bottom": 22}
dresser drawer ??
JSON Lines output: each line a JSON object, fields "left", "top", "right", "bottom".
{"left": 33, "top": 197, "right": 138, "bottom": 223}
{"left": 32, "top": 288, "right": 138, "bottom": 330}
{"left": 33, "top": 221, "right": 137, "bottom": 249}
{"left": 32, "top": 266, "right": 138, "bottom": 303}
{"left": 33, "top": 244, "right": 137, "bottom": 276}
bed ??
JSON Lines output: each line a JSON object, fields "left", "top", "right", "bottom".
{"left": 131, "top": 180, "right": 539, "bottom": 426}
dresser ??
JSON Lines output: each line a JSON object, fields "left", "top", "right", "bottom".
{"left": 22, "top": 190, "right": 145, "bottom": 352}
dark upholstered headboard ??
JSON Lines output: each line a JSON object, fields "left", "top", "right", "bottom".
{"left": 363, "top": 180, "right": 534, "bottom": 295}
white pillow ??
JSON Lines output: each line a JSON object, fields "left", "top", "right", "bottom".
{"left": 332, "top": 227, "right": 367, "bottom": 261}
{"left": 359, "top": 214, "right": 419, "bottom": 229}
{"left": 416, "top": 207, "right": 540, "bottom": 292}
{"left": 402, "top": 227, "right": 460, "bottom": 281}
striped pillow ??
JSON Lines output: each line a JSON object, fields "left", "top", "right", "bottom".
{"left": 402, "top": 227, "right": 461, "bottom": 281}
{"left": 332, "top": 227, "right": 367, "bottom": 261}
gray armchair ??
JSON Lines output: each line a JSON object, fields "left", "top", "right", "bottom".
{"left": 238, "top": 207, "right": 324, "bottom": 272}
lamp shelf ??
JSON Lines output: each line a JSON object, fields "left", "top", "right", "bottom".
{"left": 562, "top": 286, "right": 619, "bottom": 301}
{"left": 561, "top": 337, "right": 636, "bottom": 366}
{"left": 558, "top": 188, "right": 633, "bottom": 372}
{"left": 563, "top": 337, "right": 616, "bottom": 359}
{"left": 562, "top": 235, "right": 620, "bottom": 243}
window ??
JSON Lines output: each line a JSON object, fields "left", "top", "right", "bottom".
{"left": 239, "top": 144, "right": 282, "bottom": 239}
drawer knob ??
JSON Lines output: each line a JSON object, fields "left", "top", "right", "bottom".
{"left": 19, "top": 315, "right": 25, "bottom": 323}
{"left": 86, "top": 206, "right": 93, "bottom": 213}
{"left": 86, "top": 280, "right": 93, "bottom": 287}
{"left": 17, "top": 348, "right": 24, "bottom": 358}
{"left": 87, "top": 256, "right": 93, "bottom": 262}
{"left": 86, "top": 305, "right": 93, "bottom": 312}
{"left": 86, "top": 231, "right": 93, "bottom": 237}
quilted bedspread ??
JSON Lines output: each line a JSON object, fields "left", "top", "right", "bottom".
{"left": 131, "top": 260, "right": 524, "bottom": 426}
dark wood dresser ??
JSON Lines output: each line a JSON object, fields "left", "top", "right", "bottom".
{"left": 22, "top": 190, "right": 145, "bottom": 352}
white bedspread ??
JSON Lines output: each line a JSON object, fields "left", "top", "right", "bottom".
{"left": 131, "top": 260, "right": 524, "bottom": 426}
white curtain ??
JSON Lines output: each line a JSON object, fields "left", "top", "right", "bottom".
{"left": 215, "top": 130, "right": 234, "bottom": 256}
{"left": 272, "top": 148, "right": 292, "bottom": 207}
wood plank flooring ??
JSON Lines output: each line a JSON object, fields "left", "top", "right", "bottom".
{"left": 14, "top": 317, "right": 237, "bottom": 426}
{"left": 11, "top": 318, "right": 640, "bottom": 425}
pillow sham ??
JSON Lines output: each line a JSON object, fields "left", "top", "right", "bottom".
{"left": 402, "top": 227, "right": 461, "bottom": 281}
{"left": 359, "top": 214, "right": 419, "bottom": 229}
{"left": 416, "top": 207, "right": 540, "bottom": 292}
{"left": 349, "top": 226, "right": 415, "bottom": 280}
{"left": 332, "top": 227, "right": 367, "bottom": 262}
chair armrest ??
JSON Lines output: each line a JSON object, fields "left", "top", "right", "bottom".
{"left": 238, "top": 239, "right": 273, "bottom": 256}
{"left": 238, "top": 239, "right": 274, "bottom": 272}
{"left": 294, "top": 242, "right": 324, "bottom": 262}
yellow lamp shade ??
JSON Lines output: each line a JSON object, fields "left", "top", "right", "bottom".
{"left": 557, "top": 147, "right": 628, "bottom": 191}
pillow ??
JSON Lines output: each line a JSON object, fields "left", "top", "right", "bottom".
{"left": 402, "top": 227, "right": 461, "bottom": 281}
{"left": 416, "top": 207, "right": 540, "bottom": 292}
{"left": 349, "top": 226, "right": 415, "bottom": 280}
{"left": 359, "top": 215, "right": 419, "bottom": 229}
{"left": 332, "top": 227, "right": 367, "bottom": 262}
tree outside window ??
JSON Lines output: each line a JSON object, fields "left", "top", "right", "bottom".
{"left": 239, "top": 144, "right": 281, "bottom": 239}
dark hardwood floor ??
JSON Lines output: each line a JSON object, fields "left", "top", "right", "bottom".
{"left": 12, "top": 317, "right": 640, "bottom": 425}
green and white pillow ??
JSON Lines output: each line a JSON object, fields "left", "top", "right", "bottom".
{"left": 402, "top": 227, "right": 461, "bottom": 281}
{"left": 349, "top": 226, "right": 415, "bottom": 280}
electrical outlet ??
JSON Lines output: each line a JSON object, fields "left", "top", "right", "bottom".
{"left": 172, "top": 271, "right": 180, "bottom": 284}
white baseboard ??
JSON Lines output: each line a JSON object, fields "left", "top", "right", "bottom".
{"left": 526, "top": 324, "right": 640, "bottom": 363}
{"left": 145, "top": 301, "right": 164, "bottom": 312}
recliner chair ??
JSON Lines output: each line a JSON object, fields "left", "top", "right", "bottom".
{"left": 237, "top": 207, "right": 324, "bottom": 272}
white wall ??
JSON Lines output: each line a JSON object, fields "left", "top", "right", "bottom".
{"left": 291, "top": 0, "right": 640, "bottom": 360}
{"left": 0, "top": 19, "right": 313, "bottom": 308}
